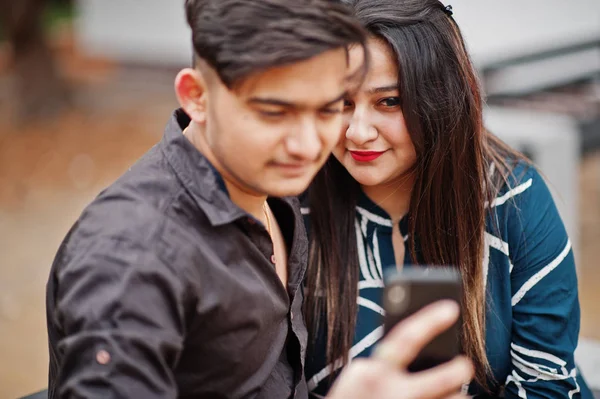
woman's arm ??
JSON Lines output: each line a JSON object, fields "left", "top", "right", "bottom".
{"left": 503, "top": 166, "right": 588, "bottom": 398}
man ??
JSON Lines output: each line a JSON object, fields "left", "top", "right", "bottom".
{"left": 46, "top": 0, "right": 472, "bottom": 398}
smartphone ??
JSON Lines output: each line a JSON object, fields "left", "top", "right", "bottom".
{"left": 382, "top": 267, "right": 463, "bottom": 372}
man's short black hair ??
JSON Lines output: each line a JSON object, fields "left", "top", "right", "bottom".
{"left": 185, "top": 0, "right": 368, "bottom": 88}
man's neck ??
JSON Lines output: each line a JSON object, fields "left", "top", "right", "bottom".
{"left": 223, "top": 180, "right": 268, "bottom": 222}
{"left": 184, "top": 123, "right": 267, "bottom": 221}
{"left": 361, "top": 173, "right": 414, "bottom": 223}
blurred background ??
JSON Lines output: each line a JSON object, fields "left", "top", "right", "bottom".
{"left": 0, "top": 0, "right": 598, "bottom": 397}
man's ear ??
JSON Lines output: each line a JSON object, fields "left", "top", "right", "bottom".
{"left": 175, "top": 68, "right": 208, "bottom": 124}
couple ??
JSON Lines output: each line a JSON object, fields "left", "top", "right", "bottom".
{"left": 45, "top": 0, "right": 592, "bottom": 398}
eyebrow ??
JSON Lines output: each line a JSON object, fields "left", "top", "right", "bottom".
{"left": 247, "top": 91, "right": 347, "bottom": 109}
{"left": 367, "top": 85, "right": 399, "bottom": 95}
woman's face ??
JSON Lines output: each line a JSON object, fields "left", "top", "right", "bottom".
{"left": 333, "top": 38, "right": 417, "bottom": 188}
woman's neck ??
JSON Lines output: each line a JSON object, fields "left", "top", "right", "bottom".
{"left": 361, "top": 173, "right": 414, "bottom": 223}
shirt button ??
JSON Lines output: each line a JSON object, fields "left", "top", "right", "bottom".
{"left": 96, "top": 350, "right": 111, "bottom": 365}
{"left": 270, "top": 254, "right": 276, "bottom": 264}
{"left": 291, "top": 311, "right": 294, "bottom": 320}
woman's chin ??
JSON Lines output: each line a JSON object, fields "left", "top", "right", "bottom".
{"left": 347, "top": 170, "right": 385, "bottom": 188}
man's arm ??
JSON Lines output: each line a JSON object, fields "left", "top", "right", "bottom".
{"left": 328, "top": 301, "right": 473, "bottom": 399}
{"left": 50, "top": 235, "right": 187, "bottom": 398}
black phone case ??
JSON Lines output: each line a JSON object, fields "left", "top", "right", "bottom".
{"left": 382, "top": 267, "right": 463, "bottom": 372}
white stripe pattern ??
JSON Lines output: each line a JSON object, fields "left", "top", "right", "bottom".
{"left": 510, "top": 350, "right": 559, "bottom": 374}
{"left": 569, "top": 370, "right": 581, "bottom": 399}
{"left": 307, "top": 360, "right": 343, "bottom": 391}
{"left": 511, "top": 343, "right": 567, "bottom": 367}
{"left": 355, "top": 219, "right": 374, "bottom": 281}
{"left": 349, "top": 325, "right": 384, "bottom": 358}
{"left": 511, "top": 353, "right": 570, "bottom": 381}
{"left": 506, "top": 366, "right": 581, "bottom": 398}
{"left": 360, "top": 215, "right": 369, "bottom": 237}
{"left": 511, "top": 240, "right": 571, "bottom": 306}
{"left": 486, "top": 178, "right": 533, "bottom": 208}
{"left": 486, "top": 232, "right": 510, "bottom": 256}
{"left": 505, "top": 370, "right": 529, "bottom": 398}
{"left": 482, "top": 232, "right": 511, "bottom": 291}
{"left": 358, "top": 280, "right": 384, "bottom": 290}
{"left": 507, "top": 343, "right": 580, "bottom": 397}
{"left": 307, "top": 326, "right": 385, "bottom": 390}
{"left": 372, "top": 230, "right": 384, "bottom": 279}
{"left": 357, "top": 297, "right": 385, "bottom": 315}
{"left": 482, "top": 238, "right": 490, "bottom": 292}
{"left": 356, "top": 206, "right": 393, "bottom": 227}
{"left": 367, "top": 243, "right": 381, "bottom": 281}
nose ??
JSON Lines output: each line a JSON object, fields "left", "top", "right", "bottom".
{"left": 346, "top": 107, "right": 377, "bottom": 146}
{"left": 286, "top": 117, "right": 322, "bottom": 161}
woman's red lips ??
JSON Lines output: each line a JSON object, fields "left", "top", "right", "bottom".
{"left": 349, "top": 150, "right": 385, "bottom": 162}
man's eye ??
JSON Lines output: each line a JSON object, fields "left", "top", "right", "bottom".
{"left": 343, "top": 99, "right": 354, "bottom": 108}
{"left": 320, "top": 107, "right": 342, "bottom": 115}
{"left": 259, "top": 110, "right": 285, "bottom": 117}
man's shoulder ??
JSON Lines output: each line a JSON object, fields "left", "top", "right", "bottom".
{"left": 110, "top": 143, "right": 183, "bottom": 207}
{"left": 79, "top": 153, "right": 182, "bottom": 236}
{"left": 55, "top": 150, "right": 201, "bottom": 266}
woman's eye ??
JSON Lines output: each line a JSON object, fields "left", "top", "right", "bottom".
{"left": 343, "top": 99, "right": 354, "bottom": 108}
{"left": 379, "top": 97, "right": 401, "bottom": 107}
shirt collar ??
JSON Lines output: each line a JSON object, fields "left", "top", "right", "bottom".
{"left": 160, "top": 109, "right": 244, "bottom": 226}
{"left": 357, "top": 189, "right": 409, "bottom": 236}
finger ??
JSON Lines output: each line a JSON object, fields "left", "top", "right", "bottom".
{"left": 373, "top": 300, "right": 460, "bottom": 368}
{"left": 401, "top": 356, "right": 474, "bottom": 399}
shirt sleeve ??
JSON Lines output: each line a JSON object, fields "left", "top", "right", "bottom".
{"left": 50, "top": 232, "right": 188, "bottom": 399}
{"left": 503, "top": 166, "right": 584, "bottom": 398}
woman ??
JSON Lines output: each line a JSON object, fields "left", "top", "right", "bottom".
{"left": 303, "top": 0, "right": 592, "bottom": 397}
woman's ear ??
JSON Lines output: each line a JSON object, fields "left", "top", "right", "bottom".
{"left": 175, "top": 68, "right": 208, "bottom": 124}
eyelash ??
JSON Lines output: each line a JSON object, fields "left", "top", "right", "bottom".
{"left": 378, "top": 97, "right": 401, "bottom": 107}
{"left": 259, "top": 110, "right": 285, "bottom": 118}
{"left": 343, "top": 97, "right": 402, "bottom": 108}
{"left": 320, "top": 108, "right": 342, "bottom": 115}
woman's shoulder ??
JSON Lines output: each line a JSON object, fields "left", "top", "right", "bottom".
{"left": 488, "top": 159, "right": 569, "bottom": 258}
{"left": 490, "top": 159, "right": 550, "bottom": 210}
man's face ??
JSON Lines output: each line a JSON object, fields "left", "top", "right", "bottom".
{"left": 203, "top": 48, "right": 349, "bottom": 198}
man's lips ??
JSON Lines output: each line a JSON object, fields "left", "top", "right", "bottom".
{"left": 349, "top": 150, "right": 386, "bottom": 162}
{"left": 272, "top": 161, "right": 311, "bottom": 169}
{"left": 271, "top": 161, "right": 312, "bottom": 176}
